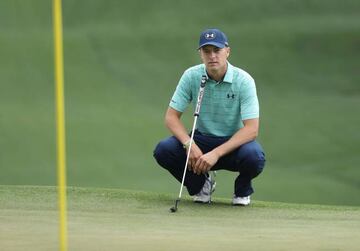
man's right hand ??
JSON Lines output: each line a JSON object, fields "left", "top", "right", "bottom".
{"left": 187, "top": 143, "right": 203, "bottom": 172}
{"left": 164, "top": 107, "right": 204, "bottom": 171}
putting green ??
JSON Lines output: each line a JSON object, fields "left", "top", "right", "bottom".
{"left": 1, "top": 186, "right": 359, "bottom": 250}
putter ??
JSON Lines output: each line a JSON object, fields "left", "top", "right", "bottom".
{"left": 170, "top": 75, "right": 207, "bottom": 213}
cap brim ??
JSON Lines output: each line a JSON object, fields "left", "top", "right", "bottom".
{"left": 198, "top": 42, "right": 226, "bottom": 50}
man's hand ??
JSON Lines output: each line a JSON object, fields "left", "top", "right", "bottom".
{"left": 192, "top": 150, "right": 220, "bottom": 175}
{"left": 187, "top": 143, "right": 203, "bottom": 171}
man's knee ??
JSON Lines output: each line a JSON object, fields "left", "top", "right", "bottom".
{"left": 153, "top": 140, "right": 168, "bottom": 164}
{"left": 248, "top": 151, "right": 265, "bottom": 177}
{"left": 153, "top": 137, "right": 183, "bottom": 166}
{"left": 237, "top": 142, "right": 265, "bottom": 176}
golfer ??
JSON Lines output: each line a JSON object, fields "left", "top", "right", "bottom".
{"left": 154, "top": 28, "right": 265, "bottom": 206}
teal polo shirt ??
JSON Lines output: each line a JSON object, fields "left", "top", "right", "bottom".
{"left": 169, "top": 62, "right": 259, "bottom": 137}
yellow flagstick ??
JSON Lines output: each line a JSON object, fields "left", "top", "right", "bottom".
{"left": 53, "top": 0, "right": 68, "bottom": 250}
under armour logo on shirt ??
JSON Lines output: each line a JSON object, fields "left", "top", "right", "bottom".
{"left": 227, "top": 94, "right": 235, "bottom": 99}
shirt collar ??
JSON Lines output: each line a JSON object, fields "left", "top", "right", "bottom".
{"left": 223, "top": 62, "right": 234, "bottom": 84}
{"left": 202, "top": 61, "right": 234, "bottom": 84}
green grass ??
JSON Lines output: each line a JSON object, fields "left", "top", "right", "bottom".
{"left": 0, "top": 0, "right": 359, "bottom": 205}
{"left": 1, "top": 185, "right": 359, "bottom": 251}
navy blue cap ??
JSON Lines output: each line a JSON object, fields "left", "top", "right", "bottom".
{"left": 198, "top": 28, "right": 229, "bottom": 49}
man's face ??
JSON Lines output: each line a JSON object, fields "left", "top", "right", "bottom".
{"left": 199, "top": 45, "right": 230, "bottom": 72}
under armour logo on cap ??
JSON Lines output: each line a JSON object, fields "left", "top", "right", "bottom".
{"left": 205, "top": 33, "right": 216, "bottom": 39}
{"left": 198, "top": 28, "right": 229, "bottom": 49}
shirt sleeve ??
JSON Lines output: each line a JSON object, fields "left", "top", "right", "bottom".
{"left": 169, "top": 71, "right": 192, "bottom": 112}
{"left": 239, "top": 76, "right": 259, "bottom": 120}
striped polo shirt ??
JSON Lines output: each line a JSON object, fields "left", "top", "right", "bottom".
{"left": 169, "top": 62, "right": 259, "bottom": 137}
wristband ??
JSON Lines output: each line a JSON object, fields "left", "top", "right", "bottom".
{"left": 183, "top": 139, "right": 192, "bottom": 149}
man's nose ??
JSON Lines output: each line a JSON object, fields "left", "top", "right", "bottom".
{"left": 209, "top": 51, "right": 216, "bottom": 58}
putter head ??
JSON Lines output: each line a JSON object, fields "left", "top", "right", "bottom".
{"left": 169, "top": 199, "right": 180, "bottom": 213}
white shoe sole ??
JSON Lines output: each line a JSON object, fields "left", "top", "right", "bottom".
{"left": 232, "top": 196, "right": 250, "bottom": 206}
{"left": 194, "top": 198, "right": 211, "bottom": 204}
{"left": 232, "top": 202, "right": 250, "bottom": 206}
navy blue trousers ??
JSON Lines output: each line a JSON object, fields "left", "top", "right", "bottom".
{"left": 153, "top": 130, "right": 266, "bottom": 197}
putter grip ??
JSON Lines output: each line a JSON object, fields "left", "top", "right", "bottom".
{"left": 194, "top": 75, "right": 207, "bottom": 116}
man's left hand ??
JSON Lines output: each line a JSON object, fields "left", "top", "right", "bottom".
{"left": 193, "top": 150, "right": 220, "bottom": 175}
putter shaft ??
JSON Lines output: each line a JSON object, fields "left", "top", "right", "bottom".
{"left": 170, "top": 75, "right": 207, "bottom": 213}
